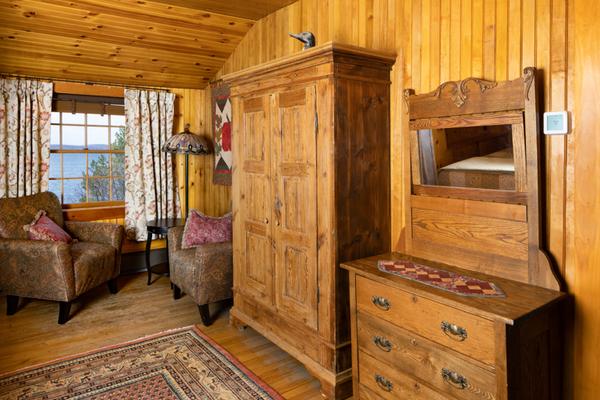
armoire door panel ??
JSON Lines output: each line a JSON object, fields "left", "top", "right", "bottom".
{"left": 282, "top": 245, "right": 309, "bottom": 304}
{"left": 282, "top": 176, "right": 307, "bottom": 232}
{"left": 281, "top": 108, "right": 308, "bottom": 163}
{"left": 242, "top": 227, "right": 273, "bottom": 304}
{"left": 238, "top": 95, "right": 274, "bottom": 307}
{"left": 272, "top": 86, "right": 319, "bottom": 331}
{"left": 243, "top": 112, "right": 266, "bottom": 162}
{"left": 245, "top": 173, "right": 269, "bottom": 223}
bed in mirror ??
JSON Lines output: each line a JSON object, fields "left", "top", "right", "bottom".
{"left": 417, "top": 124, "right": 515, "bottom": 190}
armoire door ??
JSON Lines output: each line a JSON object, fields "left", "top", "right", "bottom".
{"left": 236, "top": 95, "right": 274, "bottom": 308}
{"left": 271, "top": 86, "right": 319, "bottom": 331}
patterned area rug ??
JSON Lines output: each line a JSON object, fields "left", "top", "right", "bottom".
{"left": 0, "top": 326, "right": 283, "bottom": 399}
{"left": 378, "top": 259, "right": 506, "bottom": 298}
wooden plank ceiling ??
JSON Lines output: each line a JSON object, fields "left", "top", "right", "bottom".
{"left": 0, "top": 0, "right": 296, "bottom": 88}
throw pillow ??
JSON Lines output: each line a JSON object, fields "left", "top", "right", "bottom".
{"left": 23, "top": 210, "right": 73, "bottom": 243}
{"left": 182, "top": 210, "right": 232, "bottom": 249}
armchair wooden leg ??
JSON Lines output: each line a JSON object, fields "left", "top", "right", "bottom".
{"left": 198, "top": 304, "right": 212, "bottom": 326}
{"left": 6, "top": 295, "right": 18, "bottom": 315}
{"left": 107, "top": 278, "right": 118, "bottom": 294}
{"left": 58, "top": 301, "right": 71, "bottom": 325}
{"left": 173, "top": 285, "right": 181, "bottom": 300}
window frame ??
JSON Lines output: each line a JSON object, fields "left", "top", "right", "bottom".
{"left": 49, "top": 111, "right": 126, "bottom": 206}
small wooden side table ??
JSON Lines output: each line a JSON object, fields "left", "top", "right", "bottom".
{"left": 146, "top": 218, "right": 184, "bottom": 285}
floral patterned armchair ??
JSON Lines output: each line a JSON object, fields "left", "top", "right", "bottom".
{"left": 0, "top": 192, "right": 124, "bottom": 324}
{"left": 168, "top": 226, "right": 233, "bottom": 326}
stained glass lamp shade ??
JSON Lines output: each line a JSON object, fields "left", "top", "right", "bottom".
{"left": 162, "top": 124, "right": 211, "bottom": 217}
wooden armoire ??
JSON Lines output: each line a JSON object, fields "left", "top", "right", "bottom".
{"left": 222, "top": 43, "right": 395, "bottom": 399}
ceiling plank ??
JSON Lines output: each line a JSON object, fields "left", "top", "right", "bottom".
{"left": 144, "top": 0, "right": 298, "bottom": 20}
{"left": 0, "top": 0, "right": 299, "bottom": 88}
{"left": 1, "top": 54, "right": 206, "bottom": 88}
{"left": 37, "top": 0, "right": 253, "bottom": 37}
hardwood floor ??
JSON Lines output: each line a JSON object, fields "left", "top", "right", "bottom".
{"left": 0, "top": 272, "right": 323, "bottom": 399}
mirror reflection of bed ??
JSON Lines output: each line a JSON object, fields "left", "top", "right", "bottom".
{"left": 417, "top": 124, "right": 515, "bottom": 190}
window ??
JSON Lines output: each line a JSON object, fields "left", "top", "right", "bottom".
{"left": 49, "top": 112, "right": 125, "bottom": 204}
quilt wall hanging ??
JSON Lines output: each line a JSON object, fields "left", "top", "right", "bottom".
{"left": 211, "top": 81, "right": 232, "bottom": 186}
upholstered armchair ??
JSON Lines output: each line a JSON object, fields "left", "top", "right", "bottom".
{"left": 168, "top": 226, "right": 233, "bottom": 326}
{"left": 0, "top": 192, "right": 124, "bottom": 324}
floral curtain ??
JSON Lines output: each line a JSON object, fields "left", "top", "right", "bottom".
{"left": 0, "top": 78, "right": 53, "bottom": 198}
{"left": 124, "top": 89, "right": 179, "bottom": 241}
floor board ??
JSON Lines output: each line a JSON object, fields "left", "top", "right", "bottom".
{"left": 0, "top": 272, "right": 323, "bottom": 399}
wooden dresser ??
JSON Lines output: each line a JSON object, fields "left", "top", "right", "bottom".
{"left": 222, "top": 43, "right": 395, "bottom": 399}
{"left": 342, "top": 253, "right": 567, "bottom": 400}
{"left": 342, "top": 69, "right": 568, "bottom": 399}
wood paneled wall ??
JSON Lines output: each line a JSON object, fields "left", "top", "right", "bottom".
{"left": 171, "top": 88, "right": 231, "bottom": 217}
{"left": 571, "top": 0, "right": 600, "bottom": 398}
{"left": 217, "top": 0, "right": 399, "bottom": 75}
{"left": 218, "top": 1, "right": 598, "bottom": 398}
{"left": 398, "top": 0, "right": 570, "bottom": 274}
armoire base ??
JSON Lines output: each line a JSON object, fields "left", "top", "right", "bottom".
{"left": 229, "top": 307, "right": 353, "bottom": 399}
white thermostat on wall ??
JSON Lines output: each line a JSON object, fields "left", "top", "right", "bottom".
{"left": 543, "top": 111, "right": 569, "bottom": 135}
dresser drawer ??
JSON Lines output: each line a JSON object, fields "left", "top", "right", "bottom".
{"left": 356, "top": 275, "right": 496, "bottom": 365}
{"left": 358, "top": 311, "right": 497, "bottom": 400}
{"left": 359, "top": 350, "right": 447, "bottom": 400}
{"left": 358, "top": 384, "right": 386, "bottom": 400}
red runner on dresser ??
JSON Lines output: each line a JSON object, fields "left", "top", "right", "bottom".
{"left": 378, "top": 259, "right": 506, "bottom": 298}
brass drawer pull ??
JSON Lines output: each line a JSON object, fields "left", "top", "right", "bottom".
{"left": 440, "top": 321, "right": 468, "bottom": 341}
{"left": 371, "top": 296, "right": 391, "bottom": 311}
{"left": 373, "top": 335, "right": 392, "bottom": 352}
{"left": 375, "top": 374, "right": 393, "bottom": 392}
{"left": 441, "top": 368, "right": 468, "bottom": 389}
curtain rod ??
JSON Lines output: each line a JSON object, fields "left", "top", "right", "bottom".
{"left": 0, "top": 73, "right": 172, "bottom": 92}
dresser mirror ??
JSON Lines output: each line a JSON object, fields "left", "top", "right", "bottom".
{"left": 404, "top": 68, "right": 562, "bottom": 291}
{"left": 416, "top": 124, "right": 516, "bottom": 190}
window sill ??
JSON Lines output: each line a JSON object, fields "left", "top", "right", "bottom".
{"left": 62, "top": 203, "right": 125, "bottom": 222}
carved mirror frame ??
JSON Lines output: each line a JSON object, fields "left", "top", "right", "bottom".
{"left": 404, "top": 68, "right": 561, "bottom": 290}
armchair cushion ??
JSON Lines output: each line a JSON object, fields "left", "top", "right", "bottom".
{"left": 23, "top": 210, "right": 73, "bottom": 243}
{"left": 71, "top": 241, "right": 117, "bottom": 296}
{"left": 182, "top": 210, "right": 231, "bottom": 249}
{"left": 64, "top": 221, "right": 124, "bottom": 251}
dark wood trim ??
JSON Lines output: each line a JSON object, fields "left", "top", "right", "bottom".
{"left": 50, "top": 149, "right": 125, "bottom": 154}
{"left": 58, "top": 301, "right": 71, "bottom": 325}
{"left": 107, "top": 279, "right": 118, "bottom": 294}
{"left": 198, "top": 304, "right": 212, "bottom": 326}
{"left": 6, "top": 296, "right": 18, "bottom": 315}
{"left": 54, "top": 81, "right": 124, "bottom": 97}
{"left": 173, "top": 285, "right": 181, "bottom": 300}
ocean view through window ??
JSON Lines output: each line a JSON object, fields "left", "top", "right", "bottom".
{"left": 49, "top": 112, "right": 125, "bottom": 204}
